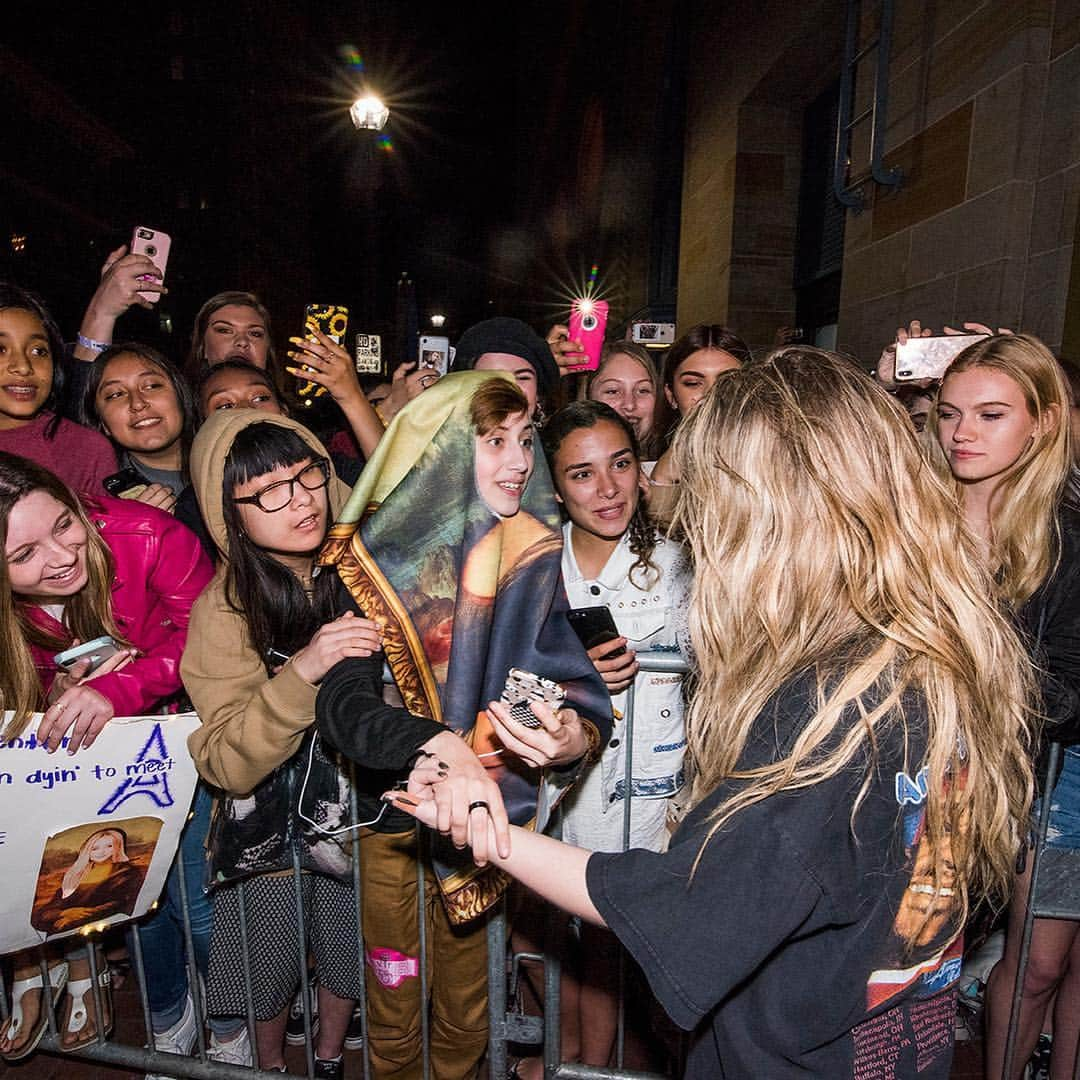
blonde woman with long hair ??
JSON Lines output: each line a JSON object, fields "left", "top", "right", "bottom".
{"left": 388, "top": 348, "right": 1035, "bottom": 1079}
{"left": 927, "top": 333, "right": 1080, "bottom": 1080}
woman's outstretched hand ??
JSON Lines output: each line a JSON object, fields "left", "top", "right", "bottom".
{"left": 388, "top": 729, "right": 511, "bottom": 866}
{"left": 286, "top": 327, "right": 363, "bottom": 405}
{"left": 385, "top": 700, "right": 591, "bottom": 867}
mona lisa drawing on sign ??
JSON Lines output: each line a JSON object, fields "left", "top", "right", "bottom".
{"left": 30, "top": 817, "right": 161, "bottom": 937}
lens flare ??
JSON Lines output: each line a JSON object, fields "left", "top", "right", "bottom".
{"left": 338, "top": 44, "right": 365, "bottom": 71}
{"left": 536, "top": 259, "right": 613, "bottom": 322}
{"left": 376, "top": 134, "right": 394, "bottom": 152}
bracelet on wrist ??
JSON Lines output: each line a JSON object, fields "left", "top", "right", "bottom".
{"left": 77, "top": 333, "right": 111, "bottom": 354}
{"left": 579, "top": 719, "right": 603, "bottom": 765}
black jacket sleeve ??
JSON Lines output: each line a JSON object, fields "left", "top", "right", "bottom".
{"left": 174, "top": 484, "right": 217, "bottom": 561}
{"left": 1021, "top": 505, "right": 1080, "bottom": 749}
{"left": 316, "top": 650, "right": 445, "bottom": 770}
{"left": 316, "top": 576, "right": 445, "bottom": 770}
{"left": 60, "top": 345, "right": 95, "bottom": 421}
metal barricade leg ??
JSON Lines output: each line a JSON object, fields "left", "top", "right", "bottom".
{"left": 487, "top": 900, "right": 509, "bottom": 1080}
{"left": 348, "top": 763, "right": 373, "bottom": 1080}
{"left": 291, "top": 852, "right": 316, "bottom": 1080}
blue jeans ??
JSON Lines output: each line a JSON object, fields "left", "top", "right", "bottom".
{"left": 133, "top": 783, "right": 239, "bottom": 1037}
{"left": 1045, "top": 746, "right": 1080, "bottom": 849}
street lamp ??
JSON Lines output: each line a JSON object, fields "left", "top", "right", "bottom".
{"left": 430, "top": 314, "right": 446, "bottom": 328}
{"left": 350, "top": 95, "right": 389, "bottom": 131}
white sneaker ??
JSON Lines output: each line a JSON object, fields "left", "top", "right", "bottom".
{"left": 147, "top": 992, "right": 197, "bottom": 1078}
{"left": 208, "top": 1026, "right": 253, "bottom": 1067}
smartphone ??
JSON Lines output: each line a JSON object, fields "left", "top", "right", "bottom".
{"left": 894, "top": 334, "right": 986, "bottom": 381}
{"left": 567, "top": 299, "right": 610, "bottom": 373}
{"left": 418, "top": 335, "right": 449, "bottom": 377}
{"left": 499, "top": 668, "right": 566, "bottom": 729}
{"left": 130, "top": 226, "right": 170, "bottom": 304}
{"left": 355, "top": 332, "right": 382, "bottom": 375}
{"left": 567, "top": 605, "right": 627, "bottom": 658}
{"left": 631, "top": 322, "right": 675, "bottom": 346}
{"left": 53, "top": 636, "right": 122, "bottom": 675}
{"left": 297, "top": 304, "right": 349, "bottom": 398}
{"left": 103, "top": 466, "right": 148, "bottom": 499}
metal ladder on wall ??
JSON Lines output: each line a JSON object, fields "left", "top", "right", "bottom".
{"left": 833, "top": 0, "right": 904, "bottom": 210}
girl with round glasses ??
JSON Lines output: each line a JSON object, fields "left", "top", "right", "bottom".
{"left": 182, "top": 411, "right": 381, "bottom": 1077}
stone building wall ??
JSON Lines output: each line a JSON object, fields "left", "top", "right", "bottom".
{"left": 677, "top": 0, "right": 1080, "bottom": 363}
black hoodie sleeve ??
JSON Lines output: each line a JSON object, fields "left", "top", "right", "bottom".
{"left": 315, "top": 578, "right": 445, "bottom": 769}
{"left": 316, "top": 652, "right": 446, "bottom": 769}
{"left": 1022, "top": 506, "right": 1080, "bottom": 749}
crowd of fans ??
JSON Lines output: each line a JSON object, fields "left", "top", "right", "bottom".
{"left": 0, "top": 248, "right": 1076, "bottom": 1080}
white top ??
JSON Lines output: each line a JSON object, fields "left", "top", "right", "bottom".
{"left": 560, "top": 522, "right": 689, "bottom": 851}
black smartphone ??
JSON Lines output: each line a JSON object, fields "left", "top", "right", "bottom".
{"left": 103, "top": 466, "right": 148, "bottom": 498}
{"left": 567, "top": 605, "right": 626, "bottom": 658}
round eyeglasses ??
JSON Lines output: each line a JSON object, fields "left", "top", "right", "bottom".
{"left": 232, "top": 458, "right": 331, "bottom": 513}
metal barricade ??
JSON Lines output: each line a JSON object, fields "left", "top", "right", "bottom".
{"left": 0, "top": 656, "right": 689, "bottom": 1079}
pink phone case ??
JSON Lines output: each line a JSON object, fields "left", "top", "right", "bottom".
{"left": 130, "top": 226, "right": 171, "bottom": 304}
{"left": 567, "top": 300, "right": 609, "bottom": 373}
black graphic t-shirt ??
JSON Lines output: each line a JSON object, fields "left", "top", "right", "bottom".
{"left": 586, "top": 671, "right": 961, "bottom": 1079}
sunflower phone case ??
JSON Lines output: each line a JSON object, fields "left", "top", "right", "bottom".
{"left": 297, "top": 304, "right": 349, "bottom": 398}
{"left": 499, "top": 668, "right": 566, "bottom": 729}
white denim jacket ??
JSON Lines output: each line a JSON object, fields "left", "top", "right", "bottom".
{"left": 562, "top": 523, "right": 689, "bottom": 813}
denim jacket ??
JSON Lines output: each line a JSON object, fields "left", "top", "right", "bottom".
{"left": 562, "top": 524, "right": 689, "bottom": 808}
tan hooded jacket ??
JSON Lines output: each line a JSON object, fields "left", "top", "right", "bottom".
{"left": 182, "top": 410, "right": 351, "bottom": 796}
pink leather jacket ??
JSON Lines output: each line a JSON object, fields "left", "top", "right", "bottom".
{"left": 27, "top": 495, "right": 213, "bottom": 716}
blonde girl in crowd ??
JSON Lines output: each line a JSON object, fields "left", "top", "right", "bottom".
{"left": 584, "top": 343, "right": 662, "bottom": 461}
{"left": 0, "top": 452, "right": 213, "bottom": 1061}
{"left": 925, "top": 334, "right": 1080, "bottom": 1080}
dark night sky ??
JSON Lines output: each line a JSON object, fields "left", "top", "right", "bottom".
{"left": 1, "top": 1, "right": 542, "bottom": 355}
{"left": 2, "top": 0, "right": 682, "bottom": 364}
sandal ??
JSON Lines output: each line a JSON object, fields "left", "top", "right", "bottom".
{"left": 60, "top": 965, "right": 112, "bottom": 1052}
{"left": 1, "top": 961, "right": 69, "bottom": 1061}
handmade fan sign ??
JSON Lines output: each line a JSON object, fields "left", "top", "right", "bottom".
{"left": 0, "top": 712, "right": 200, "bottom": 952}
